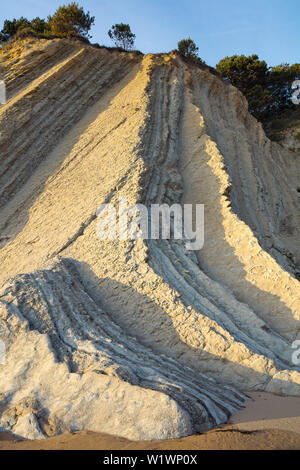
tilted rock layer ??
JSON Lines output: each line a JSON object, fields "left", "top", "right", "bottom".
{"left": 0, "top": 38, "right": 299, "bottom": 440}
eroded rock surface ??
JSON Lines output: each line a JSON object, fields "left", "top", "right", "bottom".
{"left": 0, "top": 38, "right": 299, "bottom": 439}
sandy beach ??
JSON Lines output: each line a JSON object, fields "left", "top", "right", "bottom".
{"left": 1, "top": 392, "right": 300, "bottom": 450}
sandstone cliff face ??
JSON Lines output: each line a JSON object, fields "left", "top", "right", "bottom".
{"left": 0, "top": 38, "right": 299, "bottom": 440}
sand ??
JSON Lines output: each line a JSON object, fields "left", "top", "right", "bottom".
{"left": 0, "top": 392, "right": 300, "bottom": 450}
{"left": 1, "top": 428, "right": 300, "bottom": 450}
{"left": 228, "top": 392, "right": 300, "bottom": 434}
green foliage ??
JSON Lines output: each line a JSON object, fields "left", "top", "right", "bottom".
{"left": 0, "top": 16, "right": 53, "bottom": 42}
{"left": 48, "top": 2, "right": 94, "bottom": 38}
{"left": 0, "top": 17, "right": 31, "bottom": 42}
{"left": 268, "top": 133, "right": 284, "bottom": 142}
{"left": 177, "top": 37, "right": 205, "bottom": 65}
{"left": 30, "top": 17, "right": 49, "bottom": 34}
{"left": 270, "top": 118, "right": 286, "bottom": 130}
{"left": 178, "top": 38, "right": 198, "bottom": 58}
{"left": 216, "top": 54, "right": 268, "bottom": 91}
{"left": 108, "top": 23, "right": 135, "bottom": 51}
{"left": 268, "top": 63, "right": 300, "bottom": 111}
{"left": 216, "top": 54, "right": 300, "bottom": 122}
{"left": 0, "top": 3, "right": 94, "bottom": 43}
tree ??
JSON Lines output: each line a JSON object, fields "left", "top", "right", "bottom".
{"left": 108, "top": 23, "right": 135, "bottom": 51}
{"left": 0, "top": 17, "right": 31, "bottom": 42}
{"left": 216, "top": 54, "right": 268, "bottom": 95}
{"left": 0, "top": 4, "right": 95, "bottom": 43}
{"left": 268, "top": 63, "right": 300, "bottom": 111}
{"left": 0, "top": 17, "right": 51, "bottom": 42}
{"left": 216, "top": 54, "right": 273, "bottom": 119}
{"left": 48, "top": 2, "right": 95, "bottom": 38}
{"left": 178, "top": 38, "right": 198, "bottom": 58}
{"left": 177, "top": 37, "right": 205, "bottom": 65}
{"left": 30, "top": 17, "right": 49, "bottom": 34}
{"left": 216, "top": 54, "right": 300, "bottom": 120}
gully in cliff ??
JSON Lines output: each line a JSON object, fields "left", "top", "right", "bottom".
{"left": 0, "top": 80, "right": 6, "bottom": 105}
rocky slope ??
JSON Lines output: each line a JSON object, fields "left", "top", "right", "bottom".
{"left": 0, "top": 38, "right": 299, "bottom": 440}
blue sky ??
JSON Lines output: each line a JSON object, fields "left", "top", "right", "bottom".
{"left": 1, "top": 0, "right": 299, "bottom": 67}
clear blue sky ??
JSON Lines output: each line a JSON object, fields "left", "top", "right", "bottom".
{"left": 1, "top": 0, "right": 299, "bottom": 67}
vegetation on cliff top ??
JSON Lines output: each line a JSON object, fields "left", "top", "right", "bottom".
{"left": 1, "top": 3, "right": 299, "bottom": 140}
{"left": 0, "top": 3, "right": 94, "bottom": 42}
